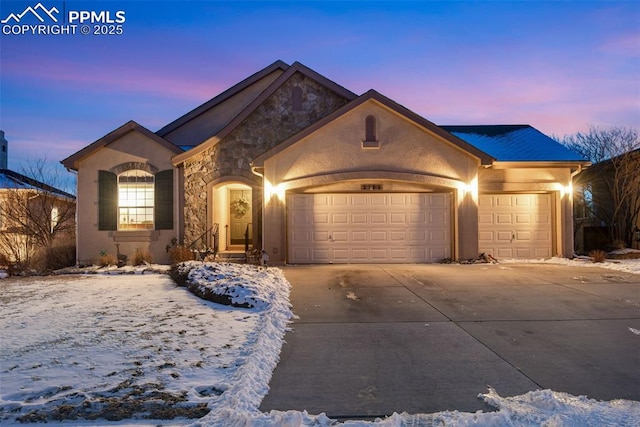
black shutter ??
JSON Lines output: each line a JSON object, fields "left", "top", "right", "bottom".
{"left": 98, "top": 170, "right": 117, "bottom": 231}
{"left": 154, "top": 169, "right": 173, "bottom": 230}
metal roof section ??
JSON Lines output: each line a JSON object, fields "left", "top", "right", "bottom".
{"left": 441, "top": 125, "right": 586, "bottom": 162}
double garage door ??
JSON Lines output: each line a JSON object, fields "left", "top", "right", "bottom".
{"left": 287, "top": 193, "right": 451, "bottom": 263}
{"left": 287, "top": 192, "right": 554, "bottom": 263}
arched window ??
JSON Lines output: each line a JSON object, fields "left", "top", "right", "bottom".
{"left": 118, "top": 170, "right": 154, "bottom": 230}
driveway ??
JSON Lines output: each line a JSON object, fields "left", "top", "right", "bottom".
{"left": 259, "top": 263, "right": 640, "bottom": 420}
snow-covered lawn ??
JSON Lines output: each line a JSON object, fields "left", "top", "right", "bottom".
{"left": 1, "top": 259, "right": 639, "bottom": 426}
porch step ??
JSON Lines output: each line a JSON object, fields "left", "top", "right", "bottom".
{"left": 216, "top": 251, "right": 246, "bottom": 263}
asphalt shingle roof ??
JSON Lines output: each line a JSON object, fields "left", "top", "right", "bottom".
{"left": 441, "top": 125, "right": 586, "bottom": 162}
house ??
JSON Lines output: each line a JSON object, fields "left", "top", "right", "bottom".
{"left": 573, "top": 148, "right": 640, "bottom": 252}
{"left": 1, "top": 131, "right": 76, "bottom": 269}
{"left": 61, "top": 60, "right": 589, "bottom": 265}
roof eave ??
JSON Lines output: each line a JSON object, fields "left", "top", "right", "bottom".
{"left": 489, "top": 160, "right": 592, "bottom": 169}
{"left": 61, "top": 121, "right": 182, "bottom": 171}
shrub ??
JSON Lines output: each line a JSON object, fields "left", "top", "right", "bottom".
{"left": 45, "top": 244, "right": 76, "bottom": 271}
{"left": 168, "top": 245, "right": 194, "bottom": 265}
{"left": 589, "top": 249, "right": 607, "bottom": 263}
{"left": 132, "top": 248, "right": 153, "bottom": 266}
{"left": 98, "top": 253, "right": 117, "bottom": 267}
{"left": 0, "top": 252, "right": 9, "bottom": 269}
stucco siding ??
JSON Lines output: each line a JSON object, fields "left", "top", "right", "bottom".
{"left": 267, "top": 101, "right": 479, "bottom": 187}
{"left": 76, "top": 131, "right": 178, "bottom": 265}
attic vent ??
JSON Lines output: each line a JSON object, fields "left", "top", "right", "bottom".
{"left": 362, "top": 115, "right": 379, "bottom": 149}
{"left": 292, "top": 86, "right": 303, "bottom": 111}
{"left": 361, "top": 184, "right": 383, "bottom": 191}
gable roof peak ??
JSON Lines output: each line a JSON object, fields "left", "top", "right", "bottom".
{"left": 61, "top": 120, "right": 182, "bottom": 171}
{"left": 156, "top": 60, "right": 291, "bottom": 138}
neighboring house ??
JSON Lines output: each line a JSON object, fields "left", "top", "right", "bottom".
{"left": 573, "top": 148, "right": 640, "bottom": 252}
{"left": 0, "top": 161, "right": 76, "bottom": 266}
{"left": 61, "top": 60, "right": 588, "bottom": 265}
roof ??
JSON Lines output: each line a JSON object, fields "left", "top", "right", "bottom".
{"left": 61, "top": 121, "right": 182, "bottom": 171}
{"left": 172, "top": 61, "right": 358, "bottom": 165}
{"left": 0, "top": 169, "right": 75, "bottom": 199}
{"left": 441, "top": 125, "right": 587, "bottom": 162}
{"left": 156, "top": 60, "right": 290, "bottom": 138}
{"left": 252, "top": 89, "right": 495, "bottom": 167}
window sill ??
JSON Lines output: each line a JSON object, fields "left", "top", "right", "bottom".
{"left": 362, "top": 140, "right": 380, "bottom": 149}
{"left": 110, "top": 230, "right": 159, "bottom": 242}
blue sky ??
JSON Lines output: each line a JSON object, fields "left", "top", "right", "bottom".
{"left": 1, "top": 0, "right": 638, "bottom": 170}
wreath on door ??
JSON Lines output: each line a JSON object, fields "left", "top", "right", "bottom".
{"left": 231, "top": 197, "right": 250, "bottom": 218}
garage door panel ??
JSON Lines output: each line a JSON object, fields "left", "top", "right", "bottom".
{"left": 371, "top": 213, "right": 387, "bottom": 223}
{"left": 331, "top": 194, "right": 348, "bottom": 206}
{"left": 352, "top": 213, "right": 368, "bottom": 224}
{"left": 351, "top": 248, "right": 369, "bottom": 261}
{"left": 478, "top": 213, "right": 494, "bottom": 225}
{"left": 331, "top": 213, "right": 348, "bottom": 224}
{"left": 497, "top": 214, "right": 512, "bottom": 224}
{"left": 351, "top": 194, "right": 367, "bottom": 205}
{"left": 429, "top": 247, "right": 448, "bottom": 260}
{"left": 332, "top": 231, "right": 348, "bottom": 242}
{"left": 428, "top": 193, "right": 449, "bottom": 208}
{"left": 332, "top": 248, "right": 349, "bottom": 262}
{"left": 292, "top": 230, "right": 312, "bottom": 243}
{"left": 288, "top": 192, "right": 451, "bottom": 263}
{"left": 429, "top": 229, "right": 448, "bottom": 243}
{"left": 371, "top": 230, "right": 387, "bottom": 241}
{"left": 535, "top": 213, "right": 551, "bottom": 224}
{"left": 409, "top": 230, "right": 427, "bottom": 242}
{"left": 429, "top": 211, "right": 448, "bottom": 226}
{"left": 390, "top": 212, "right": 407, "bottom": 224}
{"left": 479, "top": 194, "right": 552, "bottom": 259}
{"left": 391, "top": 194, "right": 409, "bottom": 206}
{"left": 313, "top": 213, "right": 329, "bottom": 224}
{"left": 391, "top": 231, "right": 407, "bottom": 241}
{"left": 410, "top": 212, "right": 426, "bottom": 224}
{"left": 351, "top": 231, "right": 367, "bottom": 242}
{"left": 371, "top": 194, "right": 388, "bottom": 205}
{"left": 313, "top": 231, "right": 329, "bottom": 242}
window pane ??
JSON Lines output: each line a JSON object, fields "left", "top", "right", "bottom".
{"left": 118, "top": 170, "right": 154, "bottom": 229}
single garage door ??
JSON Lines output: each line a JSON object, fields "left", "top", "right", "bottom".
{"left": 478, "top": 194, "right": 553, "bottom": 258}
{"left": 287, "top": 193, "right": 451, "bottom": 263}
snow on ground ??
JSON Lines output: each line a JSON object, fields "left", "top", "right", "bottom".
{"left": 501, "top": 255, "right": 640, "bottom": 275}
{"left": 1, "top": 261, "right": 639, "bottom": 426}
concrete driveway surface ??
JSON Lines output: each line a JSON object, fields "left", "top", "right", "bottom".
{"left": 259, "top": 263, "right": 640, "bottom": 420}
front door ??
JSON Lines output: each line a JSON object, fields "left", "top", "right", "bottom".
{"left": 229, "top": 189, "right": 252, "bottom": 245}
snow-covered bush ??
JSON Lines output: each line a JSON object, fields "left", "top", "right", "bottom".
{"left": 170, "top": 261, "right": 278, "bottom": 309}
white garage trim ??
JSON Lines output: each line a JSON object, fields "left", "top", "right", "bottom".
{"left": 287, "top": 193, "right": 452, "bottom": 264}
{"left": 478, "top": 194, "right": 553, "bottom": 259}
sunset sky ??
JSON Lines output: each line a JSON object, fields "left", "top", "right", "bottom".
{"left": 1, "top": 0, "right": 638, "bottom": 171}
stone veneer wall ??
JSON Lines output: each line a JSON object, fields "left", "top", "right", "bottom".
{"left": 183, "top": 72, "right": 350, "bottom": 244}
